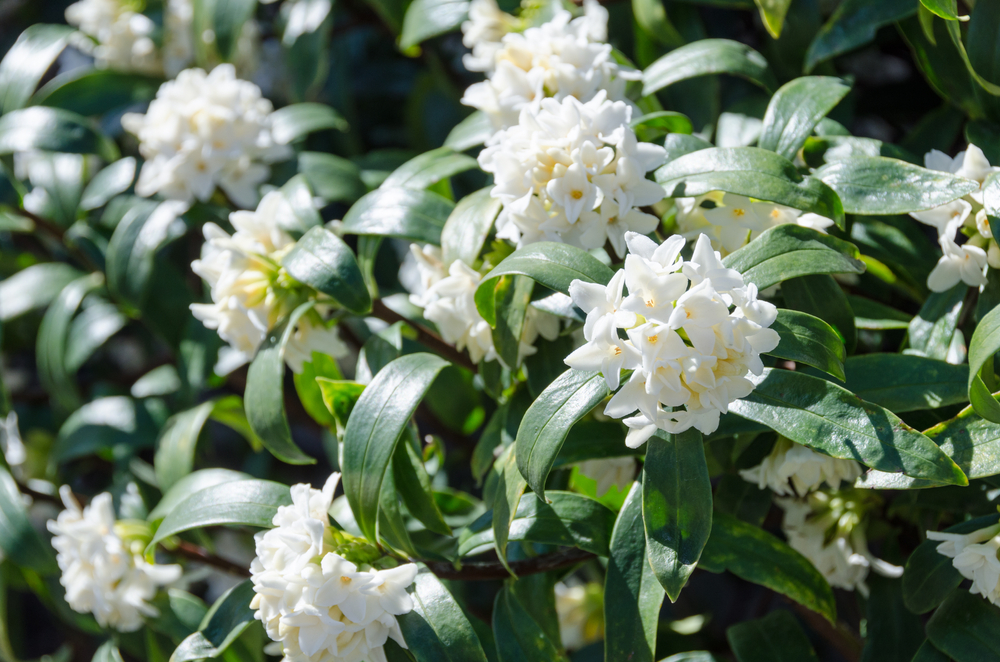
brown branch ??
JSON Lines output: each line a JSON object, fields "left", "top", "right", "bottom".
{"left": 170, "top": 541, "right": 252, "bottom": 577}
{"left": 424, "top": 548, "right": 595, "bottom": 581}
{"left": 10, "top": 206, "right": 64, "bottom": 240}
{"left": 370, "top": 300, "right": 478, "bottom": 373}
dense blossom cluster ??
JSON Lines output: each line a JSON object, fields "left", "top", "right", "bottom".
{"left": 65, "top": 0, "right": 160, "bottom": 74}
{"left": 191, "top": 191, "right": 348, "bottom": 374}
{"left": 460, "top": 0, "right": 633, "bottom": 130}
{"left": 402, "top": 245, "right": 559, "bottom": 365}
{"left": 249, "top": 473, "right": 418, "bottom": 662}
{"left": 910, "top": 144, "right": 1000, "bottom": 292}
{"left": 673, "top": 192, "right": 834, "bottom": 255}
{"left": 479, "top": 93, "right": 666, "bottom": 258}
{"left": 739, "top": 436, "right": 862, "bottom": 496}
{"left": 566, "top": 232, "right": 779, "bottom": 446}
{"left": 122, "top": 64, "right": 290, "bottom": 208}
{"left": 927, "top": 521, "right": 1000, "bottom": 605}
{"left": 47, "top": 487, "right": 182, "bottom": 631}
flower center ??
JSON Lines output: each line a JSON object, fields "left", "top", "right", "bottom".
{"left": 571, "top": 190, "right": 584, "bottom": 200}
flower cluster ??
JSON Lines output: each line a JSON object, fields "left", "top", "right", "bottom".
{"left": 927, "top": 521, "right": 1000, "bottom": 605}
{"left": 479, "top": 93, "right": 666, "bottom": 258}
{"left": 402, "top": 245, "right": 559, "bottom": 365}
{"left": 778, "top": 493, "right": 901, "bottom": 596}
{"left": 461, "top": 0, "right": 635, "bottom": 130}
{"left": 565, "top": 232, "right": 779, "bottom": 446}
{"left": 674, "top": 192, "right": 834, "bottom": 256}
{"left": 910, "top": 144, "right": 1000, "bottom": 292}
{"left": 191, "top": 191, "right": 348, "bottom": 374}
{"left": 47, "top": 487, "right": 182, "bottom": 631}
{"left": 739, "top": 436, "right": 862, "bottom": 497}
{"left": 249, "top": 473, "right": 418, "bottom": 662}
{"left": 122, "top": 64, "right": 291, "bottom": 208}
{"left": 65, "top": 0, "right": 160, "bottom": 74}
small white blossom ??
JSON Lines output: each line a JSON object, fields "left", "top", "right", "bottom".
{"left": 739, "top": 437, "right": 862, "bottom": 496}
{"left": 576, "top": 456, "right": 635, "bottom": 497}
{"left": 65, "top": 0, "right": 160, "bottom": 74}
{"left": 927, "top": 522, "right": 1000, "bottom": 606}
{"left": 566, "top": 232, "right": 779, "bottom": 445}
{"left": 460, "top": 0, "right": 517, "bottom": 73}
{"left": 554, "top": 581, "right": 603, "bottom": 650}
{"left": 479, "top": 93, "right": 666, "bottom": 258}
{"left": 122, "top": 65, "right": 291, "bottom": 208}
{"left": 47, "top": 487, "right": 182, "bottom": 632}
{"left": 0, "top": 411, "right": 26, "bottom": 467}
{"left": 926, "top": 232, "right": 989, "bottom": 292}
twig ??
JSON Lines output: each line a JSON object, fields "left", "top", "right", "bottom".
{"left": 10, "top": 207, "right": 64, "bottom": 240}
{"left": 370, "top": 300, "right": 478, "bottom": 373}
{"left": 170, "top": 541, "right": 252, "bottom": 577}
{"left": 424, "top": 548, "right": 595, "bottom": 581}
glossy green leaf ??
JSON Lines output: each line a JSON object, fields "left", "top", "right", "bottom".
{"left": 476, "top": 243, "right": 614, "bottom": 326}
{"left": 0, "top": 24, "right": 73, "bottom": 113}
{"left": 343, "top": 353, "right": 449, "bottom": 542}
{"left": 758, "top": 77, "right": 851, "bottom": 160}
{"left": 0, "top": 465, "right": 57, "bottom": 574}
{"left": 444, "top": 111, "right": 491, "bottom": 152}
{"left": 805, "top": 0, "right": 918, "bottom": 72}
{"left": 924, "top": 408, "right": 1000, "bottom": 481}
{"left": 441, "top": 187, "right": 501, "bottom": 267}
{"left": 341, "top": 187, "right": 454, "bottom": 245}
{"left": 400, "top": 0, "right": 469, "bottom": 48}
{"left": 908, "top": 283, "right": 965, "bottom": 362}
{"left": 781, "top": 274, "right": 857, "bottom": 354}
{"left": 730, "top": 368, "right": 967, "bottom": 485}
{"left": 912, "top": 641, "right": 950, "bottom": 662}
{"left": 655, "top": 147, "right": 845, "bottom": 228}
{"left": 926, "top": 589, "right": 1000, "bottom": 662}
{"left": 381, "top": 147, "right": 478, "bottom": 190}
{"left": 633, "top": 0, "right": 683, "bottom": 47}
{"left": 80, "top": 158, "right": 136, "bottom": 211}
{"left": 848, "top": 295, "right": 912, "bottom": 330}
{"left": 54, "top": 396, "right": 158, "bottom": 462}
{"left": 196, "top": 0, "right": 257, "bottom": 61}
{"left": 282, "top": 226, "right": 371, "bottom": 314}
{"left": 754, "top": 0, "right": 793, "bottom": 38}
{"left": 491, "top": 275, "right": 534, "bottom": 369}
{"left": 244, "top": 303, "right": 318, "bottom": 465}
{"left": 957, "top": 0, "right": 1000, "bottom": 96}
{"left": 605, "top": 481, "right": 664, "bottom": 662}
{"left": 0, "top": 107, "right": 113, "bottom": 159}
{"left": 767, "top": 309, "right": 846, "bottom": 380}
{"left": 149, "top": 479, "right": 292, "bottom": 550}
{"left": 63, "top": 298, "right": 126, "bottom": 372}
{"left": 516, "top": 369, "right": 611, "bottom": 499}
{"left": 722, "top": 224, "right": 865, "bottom": 290}
{"left": 642, "top": 39, "right": 777, "bottom": 96}
{"left": 968, "top": 299, "right": 1000, "bottom": 423}
{"left": 397, "top": 570, "right": 490, "bottom": 662}
{"left": 148, "top": 468, "right": 250, "bottom": 521}
{"left": 492, "top": 585, "right": 563, "bottom": 662}
{"left": 660, "top": 654, "right": 723, "bottom": 662}
{"left": 630, "top": 111, "right": 693, "bottom": 143}
{"left": 316, "top": 378, "right": 366, "bottom": 433}
{"left": 172, "top": 580, "right": 256, "bottom": 661}
{"left": 643, "top": 430, "right": 712, "bottom": 602}
{"left": 394, "top": 441, "right": 451, "bottom": 536}
{"left": 727, "top": 611, "right": 819, "bottom": 662}
{"left": 105, "top": 199, "right": 184, "bottom": 311}
{"left": 844, "top": 354, "right": 968, "bottom": 413}
{"left": 34, "top": 69, "right": 161, "bottom": 116}
{"left": 920, "top": 0, "right": 962, "bottom": 20}
{"left": 298, "top": 152, "right": 367, "bottom": 204}
{"left": 492, "top": 449, "right": 526, "bottom": 575}
{"left": 270, "top": 103, "right": 348, "bottom": 144}
{"left": 861, "top": 575, "right": 923, "bottom": 662}
{"left": 0, "top": 263, "right": 82, "bottom": 322}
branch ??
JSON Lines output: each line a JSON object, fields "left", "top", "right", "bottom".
{"left": 370, "top": 300, "right": 478, "bottom": 373}
{"left": 170, "top": 541, "right": 252, "bottom": 577}
{"left": 10, "top": 207, "right": 64, "bottom": 240}
{"left": 423, "top": 548, "right": 595, "bottom": 581}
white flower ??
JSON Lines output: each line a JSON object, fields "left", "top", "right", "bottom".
{"left": 66, "top": 0, "right": 160, "bottom": 74}
{"left": 401, "top": 245, "right": 559, "bottom": 366}
{"left": 479, "top": 93, "right": 665, "bottom": 258}
{"left": 926, "top": 233, "right": 989, "bottom": 292}
{"left": 554, "top": 582, "right": 603, "bottom": 650}
{"left": 927, "top": 522, "right": 1000, "bottom": 605}
{"left": 122, "top": 65, "right": 291, "bottom": 208}
{"left": 577, "top": 456, "right": 635, "bottom": 497}
{"left": 739, "top": 437, "right": 862, "bottom": 496}
{"left": 461, "top": 0, "right": 635, "bottom": 130}
{"left": 164, "top": 0, "right": 196, "bottom": 78}
{"left": 249, "top": 473, "right": 418, "bottom": 662}
{"left": 0, "top": 411, "right": 26, "bottom": 467}
{"left": 566, "top": 232, "right": 779, "bottom": 444}
{"left": 47, "top": 487, "right": 182, "bottom": 632}
{"left": 461, "top": 0, "right": 517, "bottom": 73}
{"left": 779, "top": 498, "right": 901, "bottom": 596}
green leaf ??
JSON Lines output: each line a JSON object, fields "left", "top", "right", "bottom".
{"left": 397, "top": 570, "right": 490, "bottom": 662}
{"left": 767, "top": 309, "right": 846, "bottom": 380}
{"left": 0, "top": 24, "right": 73, "bottom": 113}
{"left": 54, "top": 396, "right": 158, "bottom": 462}
{"left": 0, "top": 263, "right": 82, "bottom": 322}
{"left": 758, "top": 77, "right": 851, "bottom": 160}
{"left": 861, "top": 576, "right": 923, "bottom": 662}
{"left": 270, "top": 103, "right": 348, "bottom": 145}
{"left": 0, "top": 107, "right": 113, "bottom": 159}
{"left": 476, "top": 243, "right": 614, "bottom": 326}
{"left": 712, "top": 475, "right": 772, "bottom": 527}
{"left": 754, "top": 0, "right": 794, "bottom": 38}
{"left": 959, "top": 0, "right": 1000, "bottom": 95}
{"left": 171, "top": 580, "right": 256, "bottom": 662}
{"left": 196, "top": 0, "right": 258, "bottom": 61}
{"left": 491, "top": 275, "right": 534, "bottom": 369}
{"left": 727, "top": 611, "right": 819, "bottom": 662}
{"left": 902, "top": 514, "right": 999, "bottom": 614}
{"left": 848, "top": 295, "right": 912, "bottom": 330}
{"left": 341, "top": 187, "right": 454, "bottom": 245}
{"left": 444, "top": 111, "right": 491, "bottom": 152}
{"left": 844, "top": 354, "right": 968, "bottom": 413}
{"left": 80, "top": 158, "right": 136, "bottom": 211}
{"left": 814, "top": 156, "right": 979, "bottom": 215}
{"left": 605, "top": 481, "right": 664, "bottom": 662}
{"left": 516, "top": 369, "right": 611, "bottom": 499}
{"left": 730, "top": 368, "right": 968, "bottom": 485}
{"left": 642, "top": 430, "right": 712, "bottom": 602}
{"left": 642, "top": 39, "right": 777, "bottom": 96}
{"left": 244, "top": 303, "right": 319, "bottom": 466}
{"left": 492, "top": 449, "right": 526, "bottom": 575}
{"left": 912, "top": 641, "right": 950, "bottom": 662}
{"left": 926, "top": 589, "right": 1000, "bottom": 662}
{"left": 400, "top": 0, "right": 469, "bottom": 48}
{"left": 298, "top": 152, "right": 367, "bottom": 204}
{"left": 105, "top": 199, "right": 184, "bottom": 311}
{"left": 294, "top": 352, "right": 344, "bottom": 428}
{"left": 927, "top": 410, "right": 1000, "bottom": 481}
{"left": 34, "top": 69, "right": 162, "bottom": 116}
{"left": 343, "top": 353, "right": 449, "bottom": 542}
{"left": 316, "top": 378, "right": 366, "bottom": 432}
{"left": 441, "top": 187, "right": 501, "bottom": 267}
{"left": 722, "top": 224, "right": 865, "bottom": 291}
{"left": 282, "top": 227, "right": 372, "bottom": 314}
{"left": 148, "top": 468, "right": 250, "bottom": 521}
{"left": 0, "top": 465, "right": 57, "bottom": 574}
{"left": 492, "top": 586, "right": 564, "bottom": 662}
{"left": 381, "top": 147, "right": 478, "bottom": 190}
{"left": 805, "top": 0, "right": 918, "bottom": 72}
{"left": 655, "top": 147, "right": 845, "bottom": 229}
{"left": 394, "top": 441, "right": 451, "bottom": 536}
{"left": 148, "top": 479, "right": 292, "bottom": 551}
{"left": 630, "top": 111, "right": 693, "bottom": 143}
{"left": 279, "top": 174, "right": 324, "bottom": 236}
{"left": 908, "top": 283, "right": 965, "bottom": 361}
{"left": 920, "top": 0, "right": 963, "bottom": 20}
{"left": 660, "top": 654, "right": 723, "bottom": 662}
{"left": 968, "top": 298, "right": 1000, "bottom": 423}
{"left": 781, "top": 274, "right": 857, "bottom": 354}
